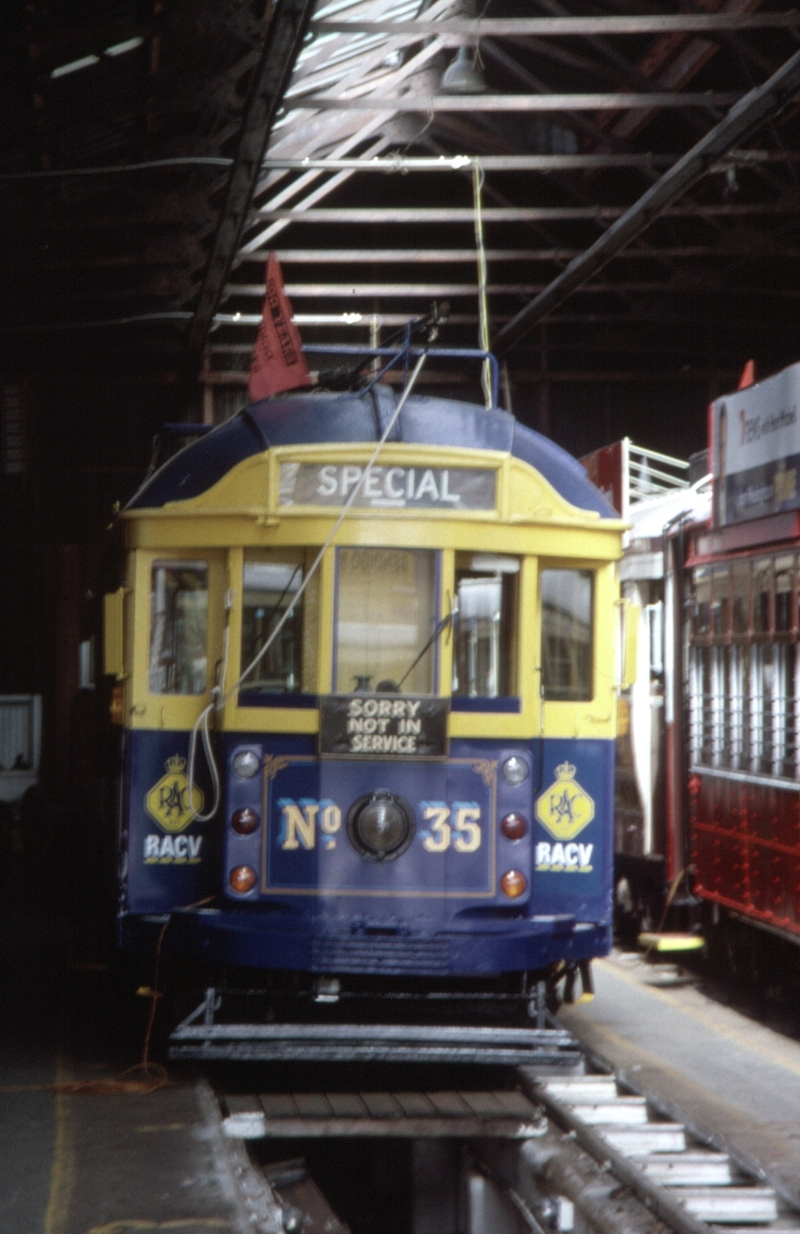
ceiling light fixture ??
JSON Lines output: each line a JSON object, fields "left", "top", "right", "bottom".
{"left": 441, "top": 46, "right": 486, "bottom": 94}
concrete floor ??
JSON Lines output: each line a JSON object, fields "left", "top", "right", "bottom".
{"left": 5, "top": 914, "right": 800, "bottom": 1231}
{"left": 560, "top": 949, "right": 800, "bottom": 1207}
{"left": 0, "top": 913, "right": 246, "bottom": 1234}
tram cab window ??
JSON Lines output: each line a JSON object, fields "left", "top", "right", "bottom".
{"left": 541, "top": 568, "right": 593, "bottom": 701}
{"left": 452, "top": 554, "right": 519, "bottom": 699}
{"left": 240, "top": 551, "right": 318, "bottom": 694}
{"left": 149, "top": 561, "right": 208, "bottom": 694}
{"left": 335, "top": 548, "right": 436, "bottom": 694}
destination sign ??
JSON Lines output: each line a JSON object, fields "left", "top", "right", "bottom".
{"left": 319, "top": 694, "right": 449, "bottom": 759}
{"left": 279, "top": 462, "right": 496, "bottom": 510}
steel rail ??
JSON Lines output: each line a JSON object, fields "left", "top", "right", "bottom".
{"left": 519, "top": 1072, "right": 718, "bottom": 1234}
{"left": 492, "top": 46, "right": 800, "bottom": 356}
{"left": 184, "top": 0, "right": 317, "bottom": 360}
{"left": 311, "top": 13, "right": 800, "bottom": 37}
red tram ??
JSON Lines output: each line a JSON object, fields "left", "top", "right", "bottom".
{"left": 687, "top": 361, "right": 800, "bottom": 947}
{"left": 591, "top": 361, "right": 800, "bottom": 968}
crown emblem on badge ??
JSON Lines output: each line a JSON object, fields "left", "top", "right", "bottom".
{"left": 554, "top": 762, "right": 576, "bottom": 781}
{"left": 166, "top": 754, "right": 187, "bottom": 773}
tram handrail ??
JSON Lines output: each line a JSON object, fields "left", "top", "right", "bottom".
{"left": 302, "top": 344, "right": 501, "bottom": 410}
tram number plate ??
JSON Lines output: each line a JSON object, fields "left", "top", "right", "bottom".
{"left": 319, "top": 694, "right": 449, "bottom": 759}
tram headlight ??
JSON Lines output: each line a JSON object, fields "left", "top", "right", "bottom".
{"left": 500, "top": 870, "right": 528, "bottom": 899}
{"left": 229, "top": 865, "right": 257, "bottom": 894}
{"left": 502, "top": 755, "right": 529, "bottom": 786}
{"left": 346, "top": 790, "right": 415, "bottom": 862}
{"left": 232, "top": 749, "right": 260, "bottom": 779}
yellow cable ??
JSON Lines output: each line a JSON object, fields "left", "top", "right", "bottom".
{"left": 472, "top": 161, "right": 492, "bottom": 408}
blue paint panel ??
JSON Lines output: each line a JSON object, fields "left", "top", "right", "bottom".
{"left": 127, "top": 389, "right": 616, "bottom": 519}
{"left": 123, "top": 729, "right": 614, "bottom": 977}
{"left": 123, "top": 730, "right": 219, "bottom": 914}
{"left": 264, "top": 758, "right": 497, "bottom": 899}
{"left": 531, "top": 738, "right": 615, "bottom": 925}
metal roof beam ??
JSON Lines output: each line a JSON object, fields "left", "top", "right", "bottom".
{"left": 300, "top": 90, "right": 743, "bottom": 110}
{"left": 184, "top": 0, "right": 317, "bottom": 360}
{"left": 203, "top": 309, "right": 791, "bottom": 329}
{"left": 249, "top": 203, "right": 800, "bottom": 223}
{"left": 311, "top": 13, "right": 800, "bottom": 37}
{"left": 224, "top": 280, "right": 800, "bottom": 298}
{"left": 492, "top": 46, "right": 800, "bottom": 356}
{"left": 259, "top": 153, "right": 677, "bottom": 169}
{"left": 237, "top": 246, "right": 800, "bottom": 262}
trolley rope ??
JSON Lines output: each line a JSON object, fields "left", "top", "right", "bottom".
{"left": 186, "top": 350, "right": 429, "bottom": 817}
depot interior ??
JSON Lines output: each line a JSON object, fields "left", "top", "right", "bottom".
{"left": 2, "top": 0, "right": 800, "bottom": 1201}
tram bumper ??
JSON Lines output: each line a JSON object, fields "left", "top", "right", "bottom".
{"left": 155, "top": 907, "right": 611, "bottom": 976}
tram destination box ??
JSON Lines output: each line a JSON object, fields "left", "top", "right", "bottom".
{"left": 319, "top": 693, "right": 449, "bottom": 759}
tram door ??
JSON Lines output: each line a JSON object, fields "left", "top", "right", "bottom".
{"left": 123, "top": 549, "right": 227, "bottom": 914}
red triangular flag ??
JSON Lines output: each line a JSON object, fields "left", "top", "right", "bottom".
{"left": 737, "top": 359, "right": 755, "bottom": 390}
{"left": 247, "top": 252, "right": 312, "bottom": 402}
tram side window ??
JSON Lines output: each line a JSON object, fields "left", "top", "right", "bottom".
{"left": 335, "top": 548, "right": 437, "bottom": 694}
{"left": 541, "top": 569, "right": 593, "bottom": 701}
{"left": 240, "top": 552, "right": 318, "bottom": 695}
{"left": 452, "top": 554, "right": 519, "bottom": 699}
{"left": 149, "top": 562, "right": 208, "bottom": 694}
{"left": 687, "top": 553, "right": 799, "bottom": 779}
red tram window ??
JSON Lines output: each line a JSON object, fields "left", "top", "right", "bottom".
{"left": 711, "top": 565, "right": 730, "bottom": 638}
{"left": 775, "top": 554, "right": 794, "bottom": 634}
{"left": 731, "top": 558, "right": 751, "bottom": 636}
{"left": 693, "top": 566, "right": 710, "bottom": 637}
{"left": 753, "top": 557, "right": 772, "bottom": 635}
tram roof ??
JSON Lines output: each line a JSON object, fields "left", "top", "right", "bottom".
{"left": 126, "top": 387, "right": 616, "bottom": 519}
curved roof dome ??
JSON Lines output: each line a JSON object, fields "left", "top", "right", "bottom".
{"left": 127, "top": 387, "right": 616, "bottom": 518}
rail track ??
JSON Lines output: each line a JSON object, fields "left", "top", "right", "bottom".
{"left": 215, "top": 1033, "right": 800, "bottom": 1234}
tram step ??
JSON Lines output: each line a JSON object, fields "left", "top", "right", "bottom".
{"left": 599, "top": 1123, "right": 687, "bottom": 1154}
{"left": 634, "top": 1153, "right": 734, "bottom": 1186}
{"left": 543, "top": 1077, "right": 618, "bottom": 1103}
{"left": 677, "top": 1187, "right": 778, "bottom": 1224}
{"left": 568, "top": 1096, "right": 649, "bottom": 1125}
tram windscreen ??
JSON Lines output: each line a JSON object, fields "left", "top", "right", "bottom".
{"left": 335, "top": 548, "right": 436, "bottom": 694}
{"left": 452, "top": 554, "right": 519, "bottom": 699}
{"left": 240, "top": 552, "right": 317, "bottom": 694}
{"left": 541, "top": 568, "right": 593, "bottom": 701}
{"left": 149, "top": 561, "right": 208, "bottom": 694}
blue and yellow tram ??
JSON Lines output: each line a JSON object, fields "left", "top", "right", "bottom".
{"left": 104, "top": 373, "right": 629, "bottom": 1015}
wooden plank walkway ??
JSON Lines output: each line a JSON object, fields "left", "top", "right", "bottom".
{"left": 223, "top": 1089, "right": 544, "bottom": 1138}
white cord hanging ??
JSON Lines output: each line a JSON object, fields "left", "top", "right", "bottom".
{"left": 472, "top": 161, "right": 492, "bottom": 410}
